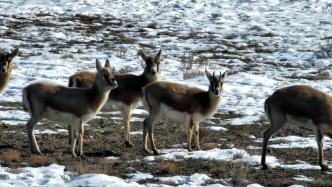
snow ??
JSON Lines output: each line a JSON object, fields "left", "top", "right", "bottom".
{"left": 293, "top": 175, "right": 314, "bottom": 182}
{"left": 1, "top": 0, "right": 332, "bottom": 186}
{"left": 145, "top": 148, "right": 332, "bottom": 171}
{"left": 254, "top": 135, "right": 332, "bottom": 149}
{"left": 157, "top": 173, "right": 224, "bottom": 186}
{"left": 0, "top": 164, "right": 69, "bottom": 187}
{"left": 247, "top": 184, "right": 264, "bottom": 187}
{"left": 145, "top": 148, "right": 249, "bottom": 162}
{"left": 127, "top": 172, "right": 154, "bottom": 182}
{"left": 65, "top": 174, "right": 141, "bottom": 187}
{"left": 205, "top": 126, "right": 228, "bottom": 132}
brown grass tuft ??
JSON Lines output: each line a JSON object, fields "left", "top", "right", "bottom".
{"left": 71, "top": 159, "right": 115, "bottom": 175}
{"left": 0, "top": 150, "right": 21, "bottom": 165}
{"left": 157, "top": 160, "right": 180, "bottom": 175}
{"left": 27, "top": 155, "right": 56, "bottom": 167}
{"left": 229, "top": 162, "right": 249, "bottom": 186}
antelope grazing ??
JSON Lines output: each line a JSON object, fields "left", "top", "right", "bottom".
{"left": 0, "top": 48, "right": 19, "bottom": 92}
{"left": 262, "top": 85, "right": 332, "bottom": 171}
{"left": 68, "top": 49, "right": 162, "bottom": 147}
{"left": 23, "top": 59, "right": 117, "bottom": 157}
{"left": 142, "top": 69, "right": 228, "bottom": 155}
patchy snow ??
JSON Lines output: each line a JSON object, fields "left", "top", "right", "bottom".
{"left": 157, "top": 173, "right": 227, "bottom": 186}
{"left": 205, "top": 126, "right": 228, "bottom": 132}
{"left": 247, "top": 184, "right": 264, "bottom": 187}
{"left": 0, "top": 164, "right": 70, "bottom": 186}
{"left": 293, "top": 175, "right": 315, "bottom": 182}
{"left": 145, "top": 148, "right": 332, "bottom": 171}
{"left": 0, "top": 109, "right": 29, "bottom": 125}
{"left": 255, "top": 135, "right": 332, "bottom": 149}
{"left": 1, "top": 0, "right": 332, "bottom": 186}
{"left": 34, "top": 129, "right": 67, "bottom": 135}
{"left": 130, "top": 131, "right": 143, "bottom": 136}
{"left": 105, "top": 156, "right": 120, "bottom": 160}
{"left": 64, "top": 174, "right": 141, "bottom": 187}
{"left": 145, "top": 148, "right": 249, "bottom": 162}
{"left": 127, "top": 172, "right": 154, "bottom": 182}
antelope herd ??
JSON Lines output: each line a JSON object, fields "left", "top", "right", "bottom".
{"left": 1, "top": 47, "right": 332, "bottom": 171}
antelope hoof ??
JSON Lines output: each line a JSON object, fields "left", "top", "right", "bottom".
{"left": 261, "top": 163, "right": 268, "bottom": 170}
{"left": 79, "top": 154, "right": 86, "bottom": 159}
{"left": 72, "top": 153, "right": 77, "bottom": 158}
{"left": 144, "top": 149, "right": 153, "bottom": 155}
{"left": 321, "top": 164, "right": 329, "bottom": 172}
{"left": 187, "top": 148, "right": 193, "bottom": 152}
{"left": 153, "top": 149, "right": 160, "bottom": 155}
{"left": 124, "top": 141, "right": 134, "bottom": 148}
{"left": 31, "top": 149, "right": 42, "bottom": 155}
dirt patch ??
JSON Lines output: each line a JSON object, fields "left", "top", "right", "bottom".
{"left": 0, "top": 107, "right": 331, "bottom": 186}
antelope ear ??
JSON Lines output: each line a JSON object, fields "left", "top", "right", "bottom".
{"left": 220, "top": 70, "right": 228, "bottom": 80}
{"left": 138, "top": 49, "right": 147, "bottom": 62}
{"left": 96, "top": 59, "right": 102, "bottom": 72}
{"left": 104, "top": 59, "right": 110, "bottom": 68}
{"left": 8, "top": 48, "right": 19, "bottom": 62}
{"left": 205, "top": 69, "right": 214, "bottom": 82}
{"left": 156, "top": 49, "right": 162, "bottom": 60}
{"left": 10, "top": 48, "right": 19, "bottom": 58}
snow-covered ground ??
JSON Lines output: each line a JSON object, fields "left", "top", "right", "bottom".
{"left": 0, "top": 0, "right": 331, "bottom": 186}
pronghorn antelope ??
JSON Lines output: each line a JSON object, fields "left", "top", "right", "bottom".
{"left": 0, "top": 48, "right": 19, "bottom": 92}
{"left": 142, "top": 69, "right": 228, "bottom": 155}
{"left": 23, "top": 59, "right": 118, "bottom": 157}
{"left": 262, "top": 85, "right": 332, "bottom": 171}
{"left": 68, "top": 49, "right": 162, "bottom": 147}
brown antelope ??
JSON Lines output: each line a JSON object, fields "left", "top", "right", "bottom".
{"left": 0, "top": 48, "right": 19, "bottom": 92}
{"left": 262, "top": 85, "right": 332, "bottom": 171}
{"left": 142, "top": 69, "right": 228, "bottom": 155}
{"left": 22, "top": 59, "right": 118, "bottom": 157}
{"left": 68, "top": 49, "right": 162, "bottom": 147}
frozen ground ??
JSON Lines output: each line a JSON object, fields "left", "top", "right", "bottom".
{"left": 0, "top": 0, "right": 332, "bottom": 186}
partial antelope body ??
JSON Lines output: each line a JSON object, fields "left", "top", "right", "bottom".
{"left": 23, "top": 60, "right": 117, "bottom": 157}
{"left": 0, "top": 48, "right": 19, "bottom": 92}
{"left": 262, "top": 85, "right": 332, "bottom": 171}
{"left": 68, "top": 49, "right": 162, "bottom": 147}
{"left": 142, "top": 69, "right": 228, "bottom": 155}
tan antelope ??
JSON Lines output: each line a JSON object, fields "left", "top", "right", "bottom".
{"left": 142, "top": 69, "right": 228, "bottom": 155}
{"left": 0, "top": 48, "right": 19, "bottom": 92}
{"left": 68, "top": 49, "right": 162, "bottom": 147}
{"left": 23, "top": 59, "right": 117, "bottom": 157}
{"left": 262, "top": 85, "right": 332, "bottom": 171}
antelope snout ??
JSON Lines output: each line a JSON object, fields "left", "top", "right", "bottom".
{"left": 111, "top": 80, "right": 118, "bottom": 88}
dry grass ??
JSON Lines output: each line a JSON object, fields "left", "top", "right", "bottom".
{"left": 314, "top": 40, "right": 332, "bottom": 59}
{"left": 115, "top": 47, "right": 128, "bottom": 59}
{"left": 26, "top": 155, "right": 56, "bottom": 167}
{"left": 229, "top": 162, "right": 249, "bottom": 186}
{"left": 183, "top": 70, "right": 205, "bottom": 80}
{"left": 0, "top": 150, "right": 21, "bottom": 165}
{"left": 71, "top": 159, "right": 115, "bottom": 175}
{"left": 287, "top": 70, "right": 330, "bottom": 81}
{"left": 0, "top": 110, "right": 332, "bottom": 186}
{"left": 157, "top": 160, "right": 179, "bottom": 175}
{"left": 180, "top": 51, "right": 209, "bottom": 80}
